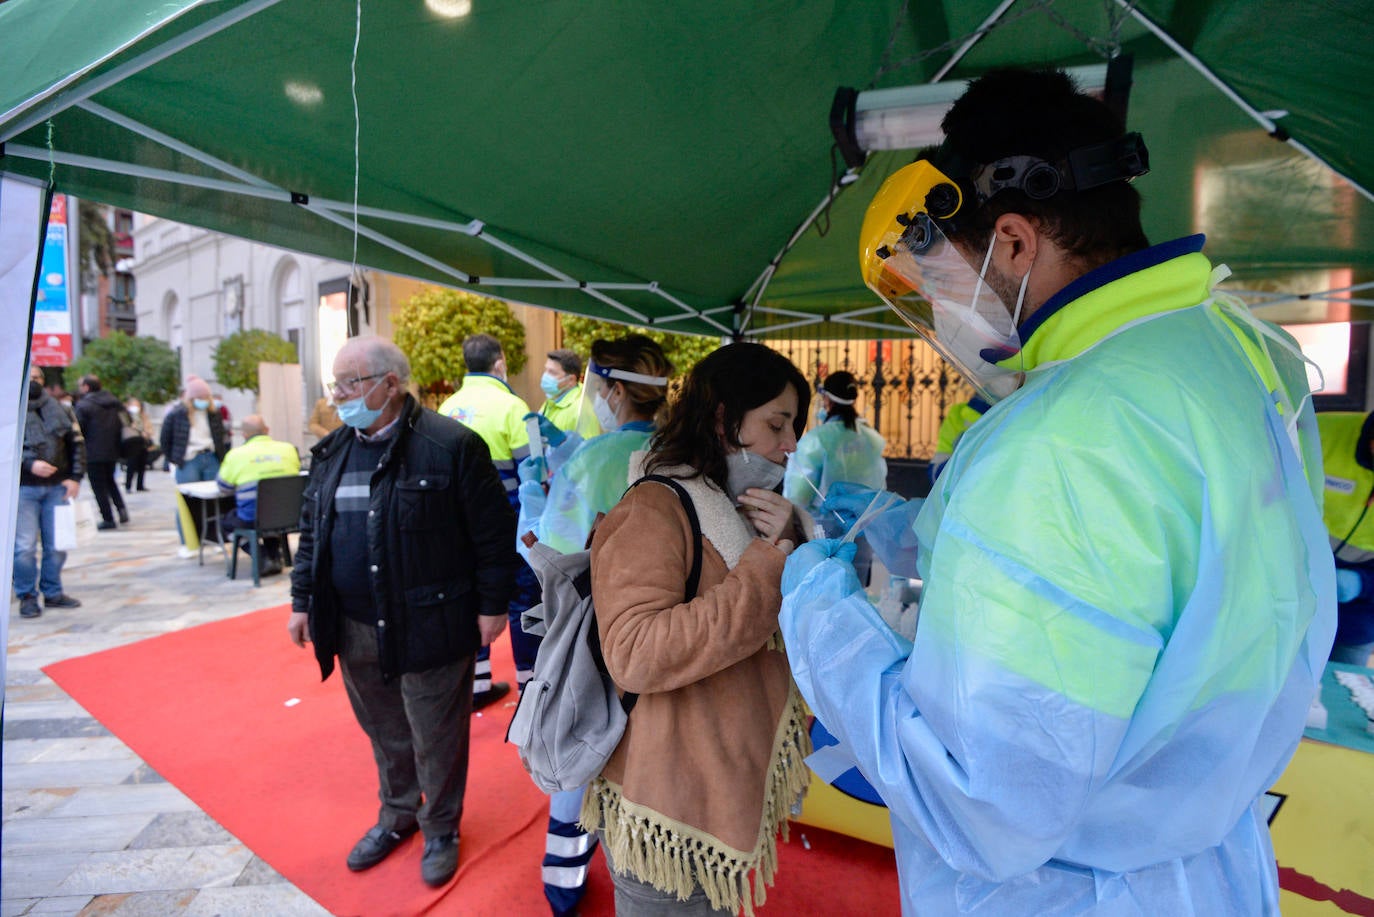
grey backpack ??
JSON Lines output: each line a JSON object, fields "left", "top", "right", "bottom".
{"left": 507, "top": 475, "right": 702, "bottom": 793}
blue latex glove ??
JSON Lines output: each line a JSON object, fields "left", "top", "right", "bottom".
{"left": 819, "top": 482, "right": 883, "bottom": 534}
{"left": 782, "top": 538, "right": 859, "bottom": 597}
{"left": 1337, "top": 568, "right": 1364, "bottom": 603}
{"left": 518, "top": 454, "right": 548, "bottom": 485}
{"left": 523, "top": 411, "right": 566, "bottom": 447}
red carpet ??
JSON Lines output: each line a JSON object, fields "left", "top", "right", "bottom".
{"left": 43, "top": 607, "right": 900, "bottom": 916}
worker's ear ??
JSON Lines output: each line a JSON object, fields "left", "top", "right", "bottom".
{"left": 992, "top": 213, "right": 1039, "bottom": 278}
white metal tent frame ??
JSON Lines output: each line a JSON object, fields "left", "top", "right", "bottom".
{"left": 2, "top": 0, "right": 1370, "bottom": 343}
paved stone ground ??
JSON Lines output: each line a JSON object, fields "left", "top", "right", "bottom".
{"left": 3, "top": 472, "right": 330, "bottom": 917}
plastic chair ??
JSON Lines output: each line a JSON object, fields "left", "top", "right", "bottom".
{"left": 227, "top": 473, "right": 308, "bottom": 586}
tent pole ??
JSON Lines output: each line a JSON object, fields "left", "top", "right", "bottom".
{"left": 1, "top": 0, "right": 286, "bottom": 142}
{"left": 3, "top": 145, "right": 291, "bottom": 201}
{"left": 76, "top": 101, "right": 276, "bottom": 189}
{"left": 1119, "top": 0, "right": 1374, "bottom": 204}
{"left": 930, "top": 0, "right": 1019, "bottom": 82}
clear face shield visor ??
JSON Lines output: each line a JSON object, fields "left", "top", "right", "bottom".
{"left": 577, "top": 360, "right": 669, "bottom": 436}
{"left": 861, "top": 160, "right": 1025, "bottom": 402}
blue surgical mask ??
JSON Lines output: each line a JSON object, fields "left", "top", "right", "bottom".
{"left": 337, "top": 377, "right": 386, "bottom": 430}
{"left": 816, "top": 407, "right": 828, "bottom": 423}
{"left": 540, "top": 372, "right": 562, "bottom": 398}
{"left": 192, "top": 398, "right": 209, "bottom": 410}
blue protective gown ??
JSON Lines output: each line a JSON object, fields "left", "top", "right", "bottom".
{"left": 784, "top": 416, "right": 888, "bottom": 513}
{"left": 529, "top": 421, "right": 654, "bottom": 554}
{"left": 781, "top": 237, "right": 1336, "bottom": 915}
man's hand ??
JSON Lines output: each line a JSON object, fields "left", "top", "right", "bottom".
{"left": 478, "top": 613, "right": 508, "bottom": 646}
{"left": 30, "top": 460, "right": 57, "bottom": 478}
{"left": 61, "top": 479, "right": 79, "bottom": 500}
{"left": 287, "top": 612, "right": 310, "bottom": 648}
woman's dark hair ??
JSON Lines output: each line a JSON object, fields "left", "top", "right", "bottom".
{"left": 819, "top": 371, "right": 859, "bottom": 430}
{"left": 590, "top": 334, "right": 674, "bottom": 422}
{"left": 646, "top": 343, "right": 809, "bottom": 491}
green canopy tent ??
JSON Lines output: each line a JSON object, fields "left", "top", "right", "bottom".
{"left": 1, "top": 0, "right": 1371, "bottom": 340}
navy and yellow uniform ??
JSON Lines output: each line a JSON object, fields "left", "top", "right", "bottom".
{"left": 439, "top": 373, "right": 542, "bottom": 691}
{"left": 1318, "top": 411, "right": 1374, "bottom": 663}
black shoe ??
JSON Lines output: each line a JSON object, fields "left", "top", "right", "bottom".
{"left": 421, "top": 833, "right": 460, "bottom": 887}
{"left": 258, "top": 559, "right": 284, "bottom": 577}
{"left": 472, "top": 682, "right": 511, "bottom": 712}
{"left": 44, "top": 594, "right": 82, "bottom": 608}
{"left": 346, "top": 823, "right": 417, "bottom": 872}
{"left": 96, "top": 520, "right": 117, "bottom": 531}
{"left": 137, "top": 487, "right": 149, "bottom": 492}
{"left": 19, "top": 596, "right": 41, "bottom": 618}
{"left": 117, "top": 509, "right": 129, "bottom": 524}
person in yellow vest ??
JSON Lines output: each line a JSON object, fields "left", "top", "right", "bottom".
{"left": 1317, "top": 410, "right": 1374, "bottom": 665}
{"left": 538, "top": 348, "right": 584, "bottom": 433}
{"left": 928, "top": 396, "right": 988, "bottom": 485}
{"left": 437, "top": 334, "right": 538, "bottom": 710}
{"left": 215, "top": 414, "right": 301, "bottom": 576}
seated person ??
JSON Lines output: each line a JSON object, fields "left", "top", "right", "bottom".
{"left": 216, "top": 414, "right": 301, "bottom": 574}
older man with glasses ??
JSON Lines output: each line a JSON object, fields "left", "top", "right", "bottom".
{"left": 287, "top": 336, "right": 517, "bottom": 889}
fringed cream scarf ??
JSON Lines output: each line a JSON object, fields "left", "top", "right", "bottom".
{"left": 579, "top": 456, "right": 811, "bottom": 915}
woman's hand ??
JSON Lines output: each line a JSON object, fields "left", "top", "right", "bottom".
{"left": 737, "top": 488, "right": 798, "bottom": 551}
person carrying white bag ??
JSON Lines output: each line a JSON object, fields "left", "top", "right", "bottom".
{"left": 15, "top": 365, "right": 86, "bottom": 619}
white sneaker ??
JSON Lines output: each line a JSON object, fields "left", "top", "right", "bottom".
{"left": 177, "top": 546, "right": 197, "bottom": 559}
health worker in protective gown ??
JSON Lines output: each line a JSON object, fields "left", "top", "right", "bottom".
{"left": 516, "top": 334, "right": 674, "bottom": 916}
{"left": 779, "top": 67, "right": 1335, "bottom": 915}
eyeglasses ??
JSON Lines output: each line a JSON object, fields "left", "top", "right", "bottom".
{"left": 328, "top": 372, "right": 388, "bottom": 398}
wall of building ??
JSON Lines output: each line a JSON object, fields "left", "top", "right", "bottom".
{"left": 131, "top": 216, "right": 560, "bottom": 443}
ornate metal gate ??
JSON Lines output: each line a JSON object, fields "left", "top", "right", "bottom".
{"left": 761, "top": 333, "right": 974, "bottom": 460}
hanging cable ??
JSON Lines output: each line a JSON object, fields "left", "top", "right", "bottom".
{"left": 349, "top": 0, "right": 362, "bottom": 293}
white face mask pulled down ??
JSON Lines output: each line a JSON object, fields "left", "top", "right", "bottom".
{"left": 724, "top": 449, "right": 786, "bottom": 504}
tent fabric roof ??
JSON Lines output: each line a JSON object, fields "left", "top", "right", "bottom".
{"left": 2, "top": 0, "right": 1371, "bottom": 337}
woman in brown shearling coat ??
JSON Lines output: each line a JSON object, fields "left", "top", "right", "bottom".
{"left": 584, "top": 344, "right": 813, "bottom": 916}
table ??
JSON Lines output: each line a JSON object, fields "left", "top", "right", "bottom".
{"left": 176, "top": 480, "right": 236, "bottom": 566}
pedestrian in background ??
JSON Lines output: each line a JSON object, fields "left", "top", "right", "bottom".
{"left": 122, "top": 396, "right": 152, "bottom": 492}
{"left": 15, "top": 364, "right": 85, "bottom": 619}
{"left": 160, "top": 377, "right": 229, "bottom": 557}
{"left": 74, "top": 375, "right": 129, "bottom": 531}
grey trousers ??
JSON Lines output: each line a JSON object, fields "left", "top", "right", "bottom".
{"left": 339, "top": 616, "right": 475, "bottom": 839}
{"left": 600, "top": 833, "right": 737, "bottom": 916}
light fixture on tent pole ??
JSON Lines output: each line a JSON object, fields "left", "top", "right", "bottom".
{"left": 829, "top": 63, "right": 1111, "bottom": 170}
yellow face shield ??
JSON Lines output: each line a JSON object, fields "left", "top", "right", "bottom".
{"left": 859, "top": 159, "right": 1024, "bottom": 402}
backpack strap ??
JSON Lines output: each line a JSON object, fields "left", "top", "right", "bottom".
{"left": 633, "top": 474, "right": 704, "bottom": 599}
{"left": 610, "top": 474, "right": 705, "bottom": 715}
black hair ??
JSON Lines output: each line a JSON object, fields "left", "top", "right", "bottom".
{"left": 646, "top": 343, "right": 809, "bottom": 491}
{"left": 462, "top": 333, "right": 504, "bottom": 373}
{"left": 819, "top": 371, "right": 859, "bottom": 430}
{"left": 590, "top": 335, "right": 673, "bottom": 422}
{"left": 80, "top": 374, "right": 101, "bottom": 392}
{"left": 939, "top": 68, "right": 1149, "bottom": 267}
{"left": 547, "top": 348, "right": 583, "bottom": 378}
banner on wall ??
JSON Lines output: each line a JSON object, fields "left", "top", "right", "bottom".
{"left": 31, "top": 193, "right": 73, "bottom": 367}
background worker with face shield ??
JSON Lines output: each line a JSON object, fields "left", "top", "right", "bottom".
{"left": 783, "top": 371, "right": 886, "bottom": 584}
{"left": 515, "top": 334, "right": 673, "bottom": 917}
{"left": 783, "top": 371, "right": 888, "bottom": 521}
{"left": 779, "top": 67, "right": 1335, "bottom": 915}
